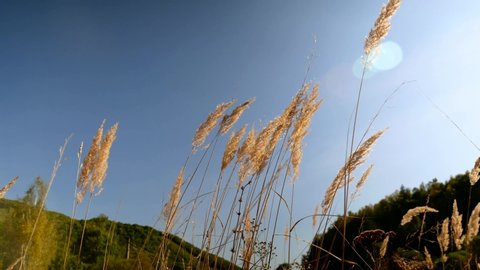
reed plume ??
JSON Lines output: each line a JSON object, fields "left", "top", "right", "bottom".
{"left": 351, "top": 164, "right": 374, "bottom": 201}
{"left": 250, "top": 118, "right": 280, "bottom": 175}
{"left": 91, "top": 123, "right": 118, "bottom": 195}
{"left": 364, "top": 0, "right": 402, "bottom": 56}
{"left": 220, "top": 98, "right": 254, "bottom": 134}
{"left": 451, "top": 199, "right": 463, "bottom": 250}
{"left": 164, "top": 168, "right": 184, "bottom": 233}
{"left": 322, "top": 130, "right": 385, "bottom": 213}
{"left": 289, "top": 84, "right": 321, "bottom": 179}
{"left": 0, "top": 176, "right": 18, "bottom": 199}
{"left": 424, "top": 247, "right": 434, "bottom": 270}
{"left": 379, "top": 235, "right": 389, "bottom": 258}
{"left": 437, "top": 217, "right": 449, "bottom": 262}
{"left": 237, "top": 128, "right": 256, "bottom": 187}
{"left": 192, "top": 100, "right": 235, "bottom": 148}
{"left": 221, "top": 125, "right": 247, "bottom": 172}
{"left": 465, "top": 202, "right": 480, "bottom": 245}
{"left": 77, "top": 121, "right": 104, "bottom": 203}
{"left": 400, "top": 206, "right": 438, "bottom": 226}
{"left": 469, "top": 157, "right": 480, "bottom": 186}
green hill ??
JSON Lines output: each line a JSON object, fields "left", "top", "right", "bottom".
{"left": 0, "top": 197, "right": 237, "bottom": 270}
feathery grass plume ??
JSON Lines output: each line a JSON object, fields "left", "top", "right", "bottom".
{"left": 289, "top": 84, "right": 321, "bottom": 179}
{"left": 364, "top": 0, "right": 402, "bottom": 56}
{"left": 437, "top": 217, "right": 449, "bottom": 261}
{"left": 250, "top": 118, "right": 280, "bottom": 175}
{"left": 312, "top": 204, "right": 319, "bottom": 227}
{"left": 279, "top": 84, "right": 309, "bottom": 130}
{"left": 77, "top": 120, "right": 105, "bottom": 203}
{"left": 379, "top": 235, "right": 389, "bottom": 258}
{"left": 192, "top": 100, "right": 235, "bottom": 148}
{"left": 469, "top": 157, "right": 480, "bottom": 185}
{"left": 237, "top": 128, "right": 256, "bottom": 162}
{"left": 424, "top": 247, "right": 434, "bottom": 270}
{"left": 322, "top": 130, "right": 385, "bottom": 213}
{"left": 91, "top": 123, "right": 118, "bottom": 195}
{"left": 451, "top": 199, "right": 463, "bottom": 250}
{"left": 351, "top": 164, "right": 374, "bottom": 201}
{"left": 466, "top": 202, "right": 480, "bottom": 245}
{"left": 163, "top": 168, "right": 184, "bottom": 233}
{"left": 400, "top": 206, "right": 438, "bottom": 226}
{"left": 0, "top": 176, "right": 18, "bottom": 199}
{"left": 221, "top": 125, "right": 247, "bottom": 172}
{"left": 219, "top": 98, "right": 254, "bottom": 134}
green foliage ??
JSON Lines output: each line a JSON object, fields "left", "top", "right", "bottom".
{"left": 0, "top": 177, "right": 57, "bottom": 270}
{"left": 0, "top": 178, "right": 238, "bottom": 269}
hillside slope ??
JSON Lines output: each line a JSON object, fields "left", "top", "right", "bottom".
{"left": 0, "top": 198, "right": 237, "bottom": 270}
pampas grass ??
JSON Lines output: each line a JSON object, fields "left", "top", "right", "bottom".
{"left": 400, "top": 206, "right": 438, "bottom": 226}
{"left": 0, "top": 176, "right": 19, "bottom": 199}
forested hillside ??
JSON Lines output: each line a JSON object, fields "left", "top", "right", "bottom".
{"left": 303, "top": 172, "right": 480, "bottom": 269}
{"left": 0, "top": 178, "right": 235, "bottom": 270}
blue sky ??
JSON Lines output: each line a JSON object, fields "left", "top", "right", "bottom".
{"left": 1, "top": 0, "right": 480, "bottom": 265}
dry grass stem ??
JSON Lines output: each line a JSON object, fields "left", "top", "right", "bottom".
{"left": 192, "top": 100, "right": 235, "bottom": 148}
{"left": 322, "top": 130, "right": 385, "bottom": 213}
{"left": 163, "top": 168, "right": 184, "bottom": 233}
{"left": 466, "top": 202, "right": 480, "bottom": 245}
{"left": 469, "top": 157, "right": 480, "bottom": 185}
{"left": 0, "top": 176, "right": 19, "bottom": 199}
{"left": 221, "top": 125, "right": 247, "bottom": 172}
{"left": 364, "top": 0, "right": 402, "bottom": 56}
{"left": 242, "top": 210, "right": 253, "bottom": 269}
{"left": 400, "top": 206, "right": 438, "bottom": 226}
{"left": 423, "top": 247, "right": 434, "bottom": 270}
{"left": 284, "top": 224, "right": 289, "bottom": 242}
{"left": 451, "top": 199, "right": 463, "bottom": 250}
{"left": 219, "top": 98, "right": 254, "bottom": 134}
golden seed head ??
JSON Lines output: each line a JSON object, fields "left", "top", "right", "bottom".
{"left": 379, "top": 235, "right": 389, "bottom": 258}
{"left": 163, "top": 168, "right": 184, "bottom": 233}
{"left": 322, "top": 130, "right": 384, "bottom": 213}
{"left": 424, "top": 247, "right": 434, "bottom": 270}
{"left": 451, "top": 199, "right": 463, "bottom": 250}
{"left": 76, "top": 120, "right": 105, "bottom": 203}
{"left": 364, "top": 0, "right": 402, "bottom": 57}
{"left": 0, "top": 177, "right": 19, "bottom": 199}
{"left": 219, "top": 98, "right": 254, "bottom": 135}
{"left": 400, "top": 206, "right": 438, "bottom": 226}
{"left": 91, "top": 123, "right": 118, "bottom": 195}
{"left": 221, "top": 125, "right": 247, "bottom": 172}
{"left": 469, "top": 157, "right": 480, "bottom": 185}
{"left": 289, "top": 84, "right": 321, "bottom": 179}
{"left": 437, "top": 217, "right": 450, "bottom": 255}
{"left": 466, "top": 202, "right": 480, "bottom": 245}
{"left": 192, "top": 100, "right": 235, "bottom": 148}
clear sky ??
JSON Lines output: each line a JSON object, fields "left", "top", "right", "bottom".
{"left": 1, "top": 0, "right": 480, "bottom": 265}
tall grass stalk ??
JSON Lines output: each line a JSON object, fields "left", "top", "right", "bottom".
{"left": 20, "top": 136, "right": 70, "bottom": 269}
